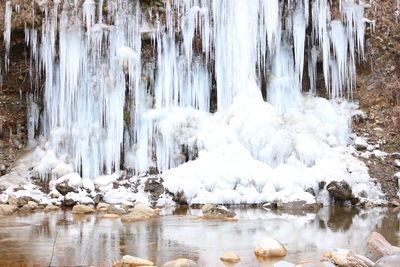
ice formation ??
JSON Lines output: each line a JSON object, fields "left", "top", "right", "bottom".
{"left": 1, "top": 0, "right": 384, "bottom": 205}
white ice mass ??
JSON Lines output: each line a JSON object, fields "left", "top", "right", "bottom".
{"left": 1, "top": 0, "right": 385, "bottom": 205}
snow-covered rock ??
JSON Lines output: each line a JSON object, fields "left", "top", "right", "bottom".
{"left": 394, "top": 159, "right": 400, "bottom": 168}
{"left": 51, "top": 163, "right": 74, "bottom": 179}
{"left": 354, "top": 137, "right": 369, "bottom": 151}
{"left": 55, "top": 173, "right": 82, "bottom": 195}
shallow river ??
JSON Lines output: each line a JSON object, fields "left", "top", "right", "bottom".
{"left": 0, "top": 207, "right": 399, "bottom": 267}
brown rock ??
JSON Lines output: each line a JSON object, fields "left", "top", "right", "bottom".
{"left": 71, "top": 204, "right": 95, "bottom": 214}
{"left": 107, "top": 204, "right": 129, "bottom": 215}
{"left": 220, "top": 252, "right": 240, "bottom": 263}
{"left": 121, "top": 203, "right": 158, "bottom": 223}
{"left": 201, "top": 203, "right": 236, "bottom": 219}
{"left": 331, "top": 249, "right": 374, "bottom": 267}
{"left": 96, "top": 202, "right": 110, "bottom": 212}
{"left": 112, "top": 255, "right": 154, "bottom": 267}
{"left": 366, "top": 232, "right": 396, "bottom": 261}
{"left": 254, "top": 237, "right": 287, "bottom": 258}
{"left": 44, "top": 204, "right": 60, "bottom": 212}
{"left": 0, "top": 204, "right": 17, "bottom": 216}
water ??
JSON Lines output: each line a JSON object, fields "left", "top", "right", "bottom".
{"left": 0, "top": 207, "right": 399, "bottom": 266}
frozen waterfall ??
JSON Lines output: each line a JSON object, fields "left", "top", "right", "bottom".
{"left": 3, "top": 0, "right": 384, "bottom": 205}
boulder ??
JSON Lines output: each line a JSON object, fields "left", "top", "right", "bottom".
{"left": 63, "top": 192, "right": 94, "bottom": 206}
{"left": 330, "top": 249, "right": 374, "bottom": 267}
{"left": 144, "top": 177, "right": 165, "bottom": 205}
{"left": 254, "top": 237, "right": 287, "bottom": 258}
{"left": 96, "top": 202, "right": 110, "bottom": 212}
{"left": 8, "top": 194, "right": 33, "bottom": 207}
{"left": 395, "top": 159, "right": 400, "bottom": 168}
{"left": 375, "top": 254, "right": 400, "bottom": 267}
{"left": 121, "top": 203, "right": 158, "bottom": 223}
{"left": 354, "top": 137, "right": 369, "bottom": 151}
{"left": 107, "top": 204, "right": 130, "bottom": 215}
{"left": 44, "top": 204, "right": 60, "bottom": 212}
{"left": 112, "top": 255, "right": 154, "bottom": 267}
{"left": 0, "top": 204, "right": 17, "bottom": 216}
{"left": 201, "top": 203, "right": 236, "bottom": 219}
{"left": 71, "top": 204, "right": 95, "bottom": 214}
{"left": 327, "top": 181, "right": 353, "bottom": 202}
{"left": 162, "top": 258, "right": 197, "bottom": 267}
{"left": 220, "top": 252, "right": 240, "bottom": 263}
{"left": 26, "top": 201, "right": 39, "bottom": 210}
{"left": 55, "top": 173, "right": 82, "bottom": 195}
{"left": 366, "top": 232, "right": 398, "bottom": 261}
{"left": 276, "top": 200, "right": 321, "bottom": 211}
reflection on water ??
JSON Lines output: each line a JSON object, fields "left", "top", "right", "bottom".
{"left": 0, "top": 207, "right": 399, "bottom": 266}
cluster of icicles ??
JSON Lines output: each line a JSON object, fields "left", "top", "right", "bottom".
{"left": 4, "top": 0, "right": 369, "bottom": 178}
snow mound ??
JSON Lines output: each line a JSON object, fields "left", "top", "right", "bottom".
{"left": 162, "top": 92, "right": 384, "bottom": 205}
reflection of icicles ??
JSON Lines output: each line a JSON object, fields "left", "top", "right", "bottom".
{"left": 4, "top": 1, "right": 12, "bottom": 71}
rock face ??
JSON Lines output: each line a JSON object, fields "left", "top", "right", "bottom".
{"left": 112, "top": 255, "right": 154, "bottom": 267}
{"left": 121, "top": 203, "right": 158, "bottom": 223}
{"left": 162, "top": 258, "right": 198, "bottom": 267}
{"left": 220, "top": 252, "right": 240, "bottom": 263}
{"left": 71, "top": 204, "right": 95, "bottom": 214}
{"left": 375, "top": 254, "right": 400, "bottom": 267}
{"left": 201, "top": 203, "right": 236, "bottom": 219}
{"left": 366, "top": 232, "right": 399, "bottom": 261}
{"left": 327, "top": 181, "right": 356, "bottom": 203}
{"left": 0, "top": 204, "right": 17, "bottom": 216}
{"left": 254, "top": 237, "right": 287, "bottom": 258}
{"left": 330, "top": 249, "right": 374, "bottom": 267}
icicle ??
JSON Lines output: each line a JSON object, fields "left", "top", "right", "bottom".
{"left": 4, "top": 1, "right": 12, "bottom": 71}
{"left": 312, "top": 0, "right": 331, "bottom": 93}
{"left": 293, "top": 5, "right": 306, "bottom": 85}
{"left": 307, "top": 45, "right": 319, "bottom": 94}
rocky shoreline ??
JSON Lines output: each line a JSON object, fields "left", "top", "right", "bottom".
{"left": 112, "top": 230, "right": 400, "bottom": 266}
{"left": 3, "top": 200, "right": 399, "bottom": 266}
